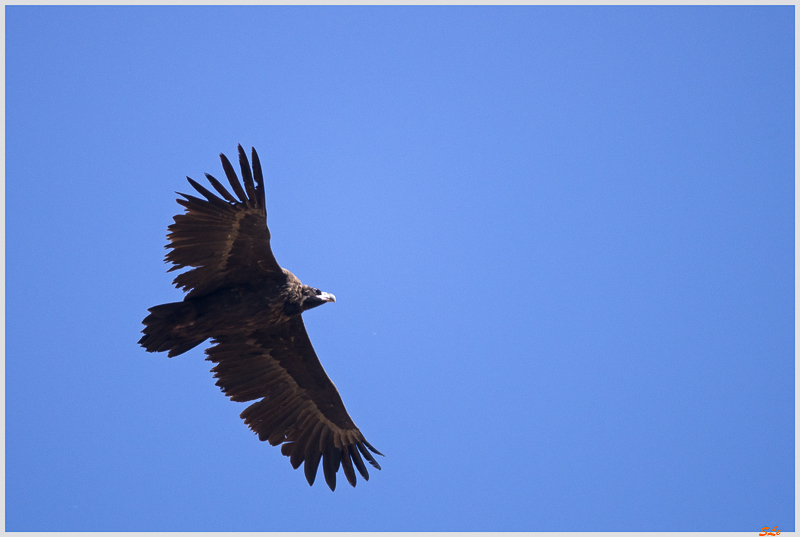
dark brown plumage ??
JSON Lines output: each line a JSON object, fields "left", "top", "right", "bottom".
{"left": 139, "top": 145, "right": 381, "bottom": 490}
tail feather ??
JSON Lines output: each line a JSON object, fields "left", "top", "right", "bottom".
{"left": 139, "top": 301, "right": 207, "bottom": 357}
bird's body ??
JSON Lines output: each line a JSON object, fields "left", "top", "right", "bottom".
{"left": 139, "top": 146, "right": 381, "bottom": 490}
{"left": 142, "top": 270, "right": 320, "bottom": 357}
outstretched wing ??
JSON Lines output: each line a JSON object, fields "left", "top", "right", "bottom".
{"left": 166, "top": 145, "right": 282, "bottom": 298}
{"left": 207, "top": 316, "right": 382, "bottom": 491}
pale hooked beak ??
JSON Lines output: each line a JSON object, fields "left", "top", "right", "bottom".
{"left": 320, "top": 292, "right": 336, "bottom": 303}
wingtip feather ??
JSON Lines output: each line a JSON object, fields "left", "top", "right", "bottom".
{"left": 219, "top": 151, "right": 247, "bottom": 202}
{"left": 237, "top": 144, "right": 257, "bottom": 202}
{"left": 250, "top": 147, "right": 266, "bottom": 209}
{"left": 363, "top": 439, "right": 384, "bottom": 457}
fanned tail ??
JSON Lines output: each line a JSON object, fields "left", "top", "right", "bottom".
{"left": 138, "top": 301, "right": 207, "bottom": 357}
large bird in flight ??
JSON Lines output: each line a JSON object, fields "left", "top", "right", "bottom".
{"left": 139, "top": 145, "right": 382, "bottom": 491}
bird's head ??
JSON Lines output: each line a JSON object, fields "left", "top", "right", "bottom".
{"left": 299, "top": 285, "right": 336, "bottom": 312}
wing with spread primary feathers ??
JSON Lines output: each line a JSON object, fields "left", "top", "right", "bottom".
{"left": 166, "top": 145, "right": 282, "bottom": 297}
{"left": 207, "top": 316, "right": 382, "bottom": 490}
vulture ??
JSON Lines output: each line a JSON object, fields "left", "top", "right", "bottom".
{"left": 139, "top": 145, "right": 382, "bottom": 491}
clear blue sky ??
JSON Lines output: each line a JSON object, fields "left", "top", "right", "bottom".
{"left": 6, "top": 5, "right": 794, "bottom": 532}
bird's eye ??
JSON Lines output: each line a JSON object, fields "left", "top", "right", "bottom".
{"left": 313, "top": 288, "right": 321, "bottom": 295}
